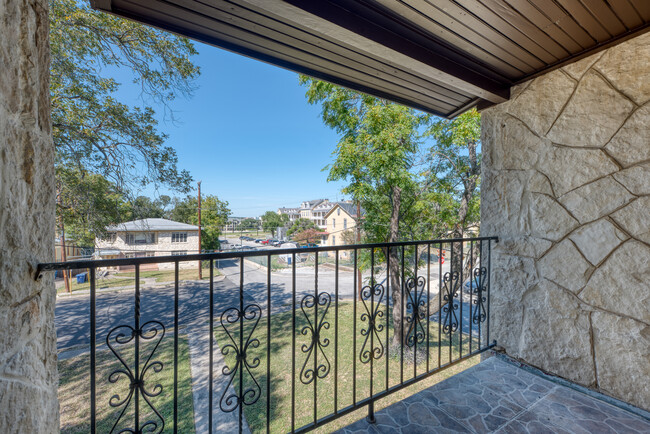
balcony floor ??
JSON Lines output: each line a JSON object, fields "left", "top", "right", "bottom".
{"left": 338, "top": 355, "right": 650, "bottom": 433}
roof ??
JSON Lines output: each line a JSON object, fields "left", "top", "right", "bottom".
{"left": 301, "top": 199, "right": 327, "bottom": 209}
{"left": 106, "top": 218, "right": 199, "bottom": 232}
{"left": 324, "top": 202, "right": 364, "bottom": 219}
{"left": 90, "top": 0, "right": 650, "bottom": 118}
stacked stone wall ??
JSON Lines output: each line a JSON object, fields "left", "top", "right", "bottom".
{"left": 0, "top": 0, "right": 59, "bottom": 431}
{"left": 482, "top": 32, "right": 650, "bottom": 410}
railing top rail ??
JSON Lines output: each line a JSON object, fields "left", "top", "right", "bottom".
{"left": 36, "top": 236, "right": 499, "bottom": 273}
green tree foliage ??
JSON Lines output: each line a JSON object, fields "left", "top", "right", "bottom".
{"left": 292, "top": 228, "right": 322, "bottom": 245}
{"left": 51, "top": 0, "right": 199, "bottom": 239}
{"left": 423, "top": 109, "right": 482, "bottom": 237}
{"left": 166, "top": 195, "right": 230, "bottom": 250}
{"left": 261, "top": 212, "right": 288, "bottom": 237}
{"left": 129, "top": 195, "right": 171, "bottom": 220}
{"left": 287, "top": 218, "right": 319, "bottom": 236}
{"left": 240, "top": 218, "right": 259, "bottom": 230}
{"left": 56, "top": 168, "right": 130, "bottom": 246}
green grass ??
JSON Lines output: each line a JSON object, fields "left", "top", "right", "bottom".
{"left": 214, "top": 302, "right": 481, "bottom": 433}
{"left": 58, "top": 276, "right": 145, "bottom": 294}
{"left": 58, "top": 335, "right": 195, "bottom": 433}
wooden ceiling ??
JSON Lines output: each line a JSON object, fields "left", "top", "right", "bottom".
{"left": 91, "top": 0, "right": 650, "bottom": 117}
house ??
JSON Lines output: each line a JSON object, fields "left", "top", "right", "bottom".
{"left": 322, "top": 203, "right": 362, "bottom": 257}
{"left": 95, "top": 218, "right": 199, "bottom": 270}
{"left": 277, "top": 207, "right": 300, "bottom": 223}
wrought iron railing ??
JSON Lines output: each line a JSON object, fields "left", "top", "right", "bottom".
{"left": 40, "top": 236, "right": 497, "bottom": 433}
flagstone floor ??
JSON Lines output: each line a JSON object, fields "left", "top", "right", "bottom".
{"left": 337, "top": 355, "right": 650, "bottom": 433}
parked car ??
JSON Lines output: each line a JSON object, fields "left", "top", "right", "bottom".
{"left": 261, "top": 239, "right": 271, "bottom": 245}
{"left": 254, "top": 239, "right": 263, "bottom": 243}
{"left": 269, "top": 239, "right": 280, "bottom": 246}
{"left": 301, "top": 243, "right": 319, "bottom": 248}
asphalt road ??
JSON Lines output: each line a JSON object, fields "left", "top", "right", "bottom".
{"left": 55, "top": 246, "right": 449, "bottom": 351}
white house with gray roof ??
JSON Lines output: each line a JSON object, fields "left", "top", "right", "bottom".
{"left": 95, "top": 218, "right": 200, "bottom": 270}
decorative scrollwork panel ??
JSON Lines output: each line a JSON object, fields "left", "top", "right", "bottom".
{"left": 360, "top": 283, "right": 385, "bottom": 363}
{"left": 106, "top": 320, "right": 166, "bottom": 434}
{"left": 404, "top": 276, "right": 427, "bottom": 348}
{"left": 300, "top": 292, "right": 331, "bottom": 384}
{"left": 471, "top": 267, "right": 488, "bottom": 325}
{"left": 442, "top": 271, "right": 460, "bottom": 336}
{"left": 219, "top": 304, "right": 263, "bottom": 413}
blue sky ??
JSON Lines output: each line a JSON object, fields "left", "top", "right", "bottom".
{"left": 115, "top": 42, "right": 348, "bottom": 217}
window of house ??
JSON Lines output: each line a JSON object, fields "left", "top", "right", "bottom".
{"left": 337, "top": 208, "right": 340, "bottom": 216}
{"left": 333, "top": 218, "right": 336, "bottom": 229}
{"left": 126, "top": 232, "right": 156, "bottom": 245}
{"left": 102, "top": 232, "right": 117, "bottom": 243}
{"left": 172, "top": 232, "right": 187, "bottom": 243}
{"left": 344, "top": 218, "right": 347, "bottom": 229}
{"left": 332, "top": 235, "right": 336, "bottom": 246}
{"left": 171, "top": 250, "right": 187, "bottom": 256}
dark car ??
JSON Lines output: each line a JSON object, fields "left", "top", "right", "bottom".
{"left": 254, "top": 239, "right": 263, "bottom": 243}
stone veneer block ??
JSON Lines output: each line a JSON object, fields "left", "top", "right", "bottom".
{"left": 537, "top": 239, "right": 593, "bottom": 293}
{"left": 559, "top": 176, "right": 634, "bottom": 224}
{"left": 536, "top": 146, "right": 618, "bottom": 196}
{"left": 605, "top": 104, "right": 650, "bottom": 167}
{"left": 0, "top": 0, "right": 59, "bottom": 431}
{"left": 594, "top": 31, "right": 650, "bottom": 105}
{"left": 518, "top": 279, "right": 595, "bottom": 386}
{"left": 546, "top": 71, "right": 634, "bottom": 148}
{"left": 580, "top": 241, "right": 650, "bottom": 323}
{"left": 528, "top": 193, "right": 578, "bottom": 240}
{"left": 611, "top": 197, "right": 650, "bottom": 244}
{"left": 592, "top": 312, "right": 650, "bottom": 410}
{"left": 569, "top": 218, "right": 628, "bottom": 266}
{"left": 506, "top": 70, "right": 576, "bottom": 137}
{"left": 482, "top": 32, "right": 650, "bottom": 410}
{"left": 613, "top": 161, "right": 650, "bottom": 195}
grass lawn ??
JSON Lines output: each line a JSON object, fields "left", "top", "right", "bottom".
{"left": 215, "top": 301, "right": 481, "bottom": 433}
{"left": 118, "top": 268, "right": 219, "bottom": 283}
{"left": 58, "top": 334, "right": 195, "bottom": 433}
{"left": 57, "top": 276, "right": 145, "bottom": 294}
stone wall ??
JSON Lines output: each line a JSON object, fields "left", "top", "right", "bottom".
{"left": 482, "top": 32, "right": 650, "bottom": 411}
{"left": 0, "top": 0, "right": 59, "bottom": 432}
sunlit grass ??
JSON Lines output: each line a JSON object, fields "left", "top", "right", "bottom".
{"left": 58, "top": 335, "right": 194, "bottom": 433}
{"left": 215, "top": 301, "right": 481, "bottom": 433}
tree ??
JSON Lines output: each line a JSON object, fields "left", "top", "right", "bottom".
{"left": 50, "top": 0, "right": 199, "bottom": 236}
{"left": 301, "top": 77, "right": 428, "bottom": 346}
{"left": 292, "top": 228, "right": 322, "bottom": 245}
{"left": 240, "top": 218, "right": 259, "bottom": 230}
{"left": 167, "top": 195, "right": 230, "bottom": 250}
{"left": 129, "top": 195, "right": 169, "bottom": 220}
{"left": 56, "top": 168, "right": 130, "bottom": 246}
{"left": 287, "top": 218, "right": 319, "bottom": 236}
{"left": 261, "top": 212, "right": 288, "bottom": 237}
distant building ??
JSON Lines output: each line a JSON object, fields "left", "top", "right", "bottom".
{"left": 95, "top": 218, "right": 200, "bottom": 270}
{"left": 323, "top": 203, "right": 363, "bottom": 257}
{"left": 277, "top": 207, "right": 300, "bottom": 223}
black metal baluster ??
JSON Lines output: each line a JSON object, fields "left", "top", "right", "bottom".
{"left": 478, "top": 240, "right": 482, "bottom": 347}
{"left": 426, "top": 244, "right": 431, "bottom": 373}
{"left": 413, "top": 245, "right": 418, "bottom": 379}
{"left": 291, "top": 253, "right": 296, "bottom": 433}
{"left": 134, "top": 264, "right": 140, "bottom": 433}
{"left": 266, "top": 254, "right": 271, "bottom": 434}
{"left": 209, "top": 259, "right": 214, "bottom": 434}
{"left": 353, "top": 248, "right": 357, "bottom": 406}
{"left": 400, "top": 245, "right": 405, "bottom": 384}
{"left": 368, "top": 248, "right": 375, "bottom": 423}
{"left": 449, "top": 244, "right": 453, "bottom": 364}
{"left": 438, "top": 243, "right": 442, "bottom": 369}
{"left": 174, "top": 262, "right": 179, "bottom": 434}
{"left": 487, "top": 240, "right": 492, "bottom": 347}
{"left": 90, "top": 267, "right": 96, "bottom": 434}
{"left": 334, "top": 252, "right": 339, "bottom": 415}
{"left": 469, "top": 241, "right": 473, "bottom": 354}
{"left": 313, "top": 254, "right": 318, "bottom": 425}
{"left": 458, "top": 241, "right": 465, "bottom": 357}
{"left": 239, "top": 258, "right": 244, "bottom": 433}
{"left": 385, "top": 248, "right": 389, "bottom": 391}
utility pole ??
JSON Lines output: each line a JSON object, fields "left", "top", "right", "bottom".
{"left": 198, "top": 181, "right": 202, "bottom": 280}
{"left": 56, "top": 186, "right": 71, "bottom": 293}
{"left": 356, "top": 200, "right": 362, "bottom": 300}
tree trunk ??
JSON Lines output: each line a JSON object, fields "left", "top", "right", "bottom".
{"left": 388, "top": 186, "right": 406, "bottom": 347}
